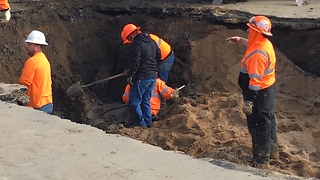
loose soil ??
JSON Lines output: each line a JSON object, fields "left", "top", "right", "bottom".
{"left": 1, "top": 0, "right": 319, "bottom": 179}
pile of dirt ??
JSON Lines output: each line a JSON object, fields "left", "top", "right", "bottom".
{"left": 105, "top": 27, "right": 320, "bottom": 179}
{"left": 0, "top": 0, "right": 319, "bottom": 179}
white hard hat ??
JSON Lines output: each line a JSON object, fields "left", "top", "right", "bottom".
{"left": 25, "top": 30, "right": 48, "bottom": 45}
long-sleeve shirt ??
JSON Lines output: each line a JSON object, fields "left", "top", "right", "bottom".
{"left": 20, "top": 52, "right": 53, "bottom": 108}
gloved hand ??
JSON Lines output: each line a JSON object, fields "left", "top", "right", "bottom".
{"left": 0, "top": 8, "right": 11, "bottom": 23}
{"left": 127, "top": 76, "right": 134, "bottom": 85}
{"left": 173, "top": 88, "right": 179, "bottom": 99}
{"left": 123, "top": 69, "right": 129, "bottom": 76}
{"left": 242, "top": 100, "right": 253, "bottom": 115}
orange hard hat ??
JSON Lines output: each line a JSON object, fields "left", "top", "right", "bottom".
{"left": 246, "top": 16, "right": 272, "bottom": 37}
{"left": 121, "top": 24, "right": 140, "bottom": 44}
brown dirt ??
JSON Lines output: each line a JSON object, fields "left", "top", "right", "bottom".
{"left": 1, "top": 0, "right": 319, "bottom": 179}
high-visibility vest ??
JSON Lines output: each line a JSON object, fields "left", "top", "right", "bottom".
{"left": 149, "top": 34, "right": 172, "bottom": 61}
{"left": 123, "top": 78, "right": 174, "bottom": 115}
{"left": 240, "top": 38, "right": 276, "bottom": 91}
{"left": 0, "top": 0, "right": 10, "bottom": 10}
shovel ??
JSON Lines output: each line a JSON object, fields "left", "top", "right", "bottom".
{"left": 86, "top": 104, "right": 128, "bottom": 119}
{"left": 66, "top": 72, "right": 126, "bottom": 97}
{"left": 212, "top": 0, "right": 223, "bottom": 5}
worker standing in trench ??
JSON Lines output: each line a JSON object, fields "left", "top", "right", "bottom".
{"left": 121, "top": 24, "right": 175, "bottom": 106}
{"left": 122, "top": 77, "right": 179, "bottom": 124}
{"left": 20, "top": 30, "right": 53, "bottom": 114}
{"left": 226, "top": 15, "right": 279, "bottom": 168}
{"left": 0, "top": 0, "right": 10, "bottom": 23}
{"left": 120, "top": 24, "right": 159, "bottom": 128}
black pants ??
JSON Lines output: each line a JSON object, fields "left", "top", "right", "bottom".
{"left": 246, "top": 84, "right": 277, "bottom": 164}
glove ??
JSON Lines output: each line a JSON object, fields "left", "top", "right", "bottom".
{"left": 127, "top": 76, "right": 134, "bottom": 85}
{"left": 0, "top": 8, "right": 11, "bottom": 23}
{"left": 173, "top": 88, "right": 179, "bottom": 99}
{"left": 242, "top": 100, "right": 253, "bottom": 115}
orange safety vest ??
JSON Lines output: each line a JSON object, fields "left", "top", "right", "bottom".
{"left": 149, "top": 34, "right": 172, "bottom": 61}
{"left": 240, "top": 37, "right": 276, "bottom": 91}
{"left": 19, "top": 52, "right": 53, "bottom": 108}
{"left": 122, "top": 78, "right": 174, "bottom": 115}
{"left": 0, "top": 0, "right": 10, "bottom": 10}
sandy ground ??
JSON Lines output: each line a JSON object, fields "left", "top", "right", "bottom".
{"left": 0, "top": 98, "right": 302, "bottom": 180}
{"left": 220, "top": 0, "right": 320, "bottom": 19}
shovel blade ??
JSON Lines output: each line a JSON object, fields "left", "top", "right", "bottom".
{"left": 66, "top": 81, "right": 84, "bottom": 97}
{"left": 212, "top": 0, "right": 223, "bottom": 5}
{"left": 86, "top": 108, "right": 106, "bottom": 119}
{"left": 87, "top": 104, "right": 128, "bottom": 119}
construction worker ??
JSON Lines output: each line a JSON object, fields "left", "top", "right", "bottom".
{"left": 227, "top": 16, "right": 279, "bottom": 168}
{"left": 121, "top": 24, "right": 175, "bottom": 83}
{"left": 0, "top": 0, "right": 10, "bottom": 23}
{"left": 19, "top": 30, "right": 53, "bottom": 114}
{"left": 121, "top": 24, "right": 159, "bottom": 128}
{"left": 122, "top": 77, "right": 179, "bottom": 122}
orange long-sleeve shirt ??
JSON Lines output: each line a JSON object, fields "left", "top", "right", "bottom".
{"left": 0, "top": 0, "right": 10, "bottom": 10}
{"left": 123, "top": 78, "right": 174, "bottom": 116}
{"left": 20, "top": 52, "right": 53, "bottom": 108}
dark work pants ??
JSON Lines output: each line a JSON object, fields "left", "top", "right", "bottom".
{"left": 246, "top": 84, "right": 277, "bottom": 164}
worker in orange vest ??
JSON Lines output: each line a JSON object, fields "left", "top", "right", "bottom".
{"left": 227, "top": 16, "right": 278, "bottom": 168}
{"left": 121, "top": 24, "right": 175, "bottom": 83}
{"left": 122, "top": 78, "right": 179, "bottom": 122}
{"left": 20, "top": 30, "right": 53, "bottom": 114}
{"left": 0, "top": 0, "right": 10, "bottom": 23}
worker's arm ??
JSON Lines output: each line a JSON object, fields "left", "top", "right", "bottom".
{"left": 19, "top": 59, "right": 35, "bottom": 88}
{"left": 157, "top": 79, "right": 174, "bottom": 100}
{"left": 122, "top": 85, "right": 130, "bottom": 104}
{"left": 226, "top": 36, "right": 248, "bottom": 48}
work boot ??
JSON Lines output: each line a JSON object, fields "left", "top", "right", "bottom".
{"left": 253, "top": 149, "right": 270, "bottom": 166}
{"left": 152, "top": 115, "right": 160, "bottom": 122}
{"left": 247, "top": 156, "right": 256, "bottom": 163}
{"left": 270, "top": 141, "right": 279, "bottom": 159}
{"left": 247, "top": 144, "right": 258, "bottom": 162}
{"left": 253, "top": 161, "right": 270, "bottom": 169}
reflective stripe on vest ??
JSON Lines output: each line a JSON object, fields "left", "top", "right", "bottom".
{"left": 123, "top": 92, "right": 129, "bottom": 98}
{"left": 160, "top": 86, "right": 169, "bottom": 96}
{"left": 150, "top": 34, "right": 171, "bottom": 60}
{"left": 240, "top": 49, "right": 275, "bottom": 91}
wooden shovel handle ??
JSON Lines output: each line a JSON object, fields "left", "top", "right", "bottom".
{"left": 82, "top": 72, "right": 126, "bottom": 88}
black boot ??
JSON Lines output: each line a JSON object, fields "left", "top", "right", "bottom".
{"left": 253, "top": 149, "right": 270, "bottom": 168}
{"left": 247, "top": 144, "right": 258, "bottom": 162}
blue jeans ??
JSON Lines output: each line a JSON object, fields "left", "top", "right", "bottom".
{"left": 36, "top": 103, "right": 53, "bottom": 114}
{"left": 129, "top": 78, "right": 156, "bottom": 127}
{"left": 157, "top": 52, "right": 175, "bottom": 83}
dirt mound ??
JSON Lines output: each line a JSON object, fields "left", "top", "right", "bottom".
{"left": 0, "top": 0, "right": 319, "bottom": 179}
{"left": 105, "top": 27, "right": 320, "bottom": 178}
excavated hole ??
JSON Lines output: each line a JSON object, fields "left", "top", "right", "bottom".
{"left": 53, "top": 7, "right": 320, "bottom": 179}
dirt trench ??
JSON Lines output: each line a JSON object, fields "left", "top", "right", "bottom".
{"left": 1, "top": 0, "right": 320, "bottom": 179}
